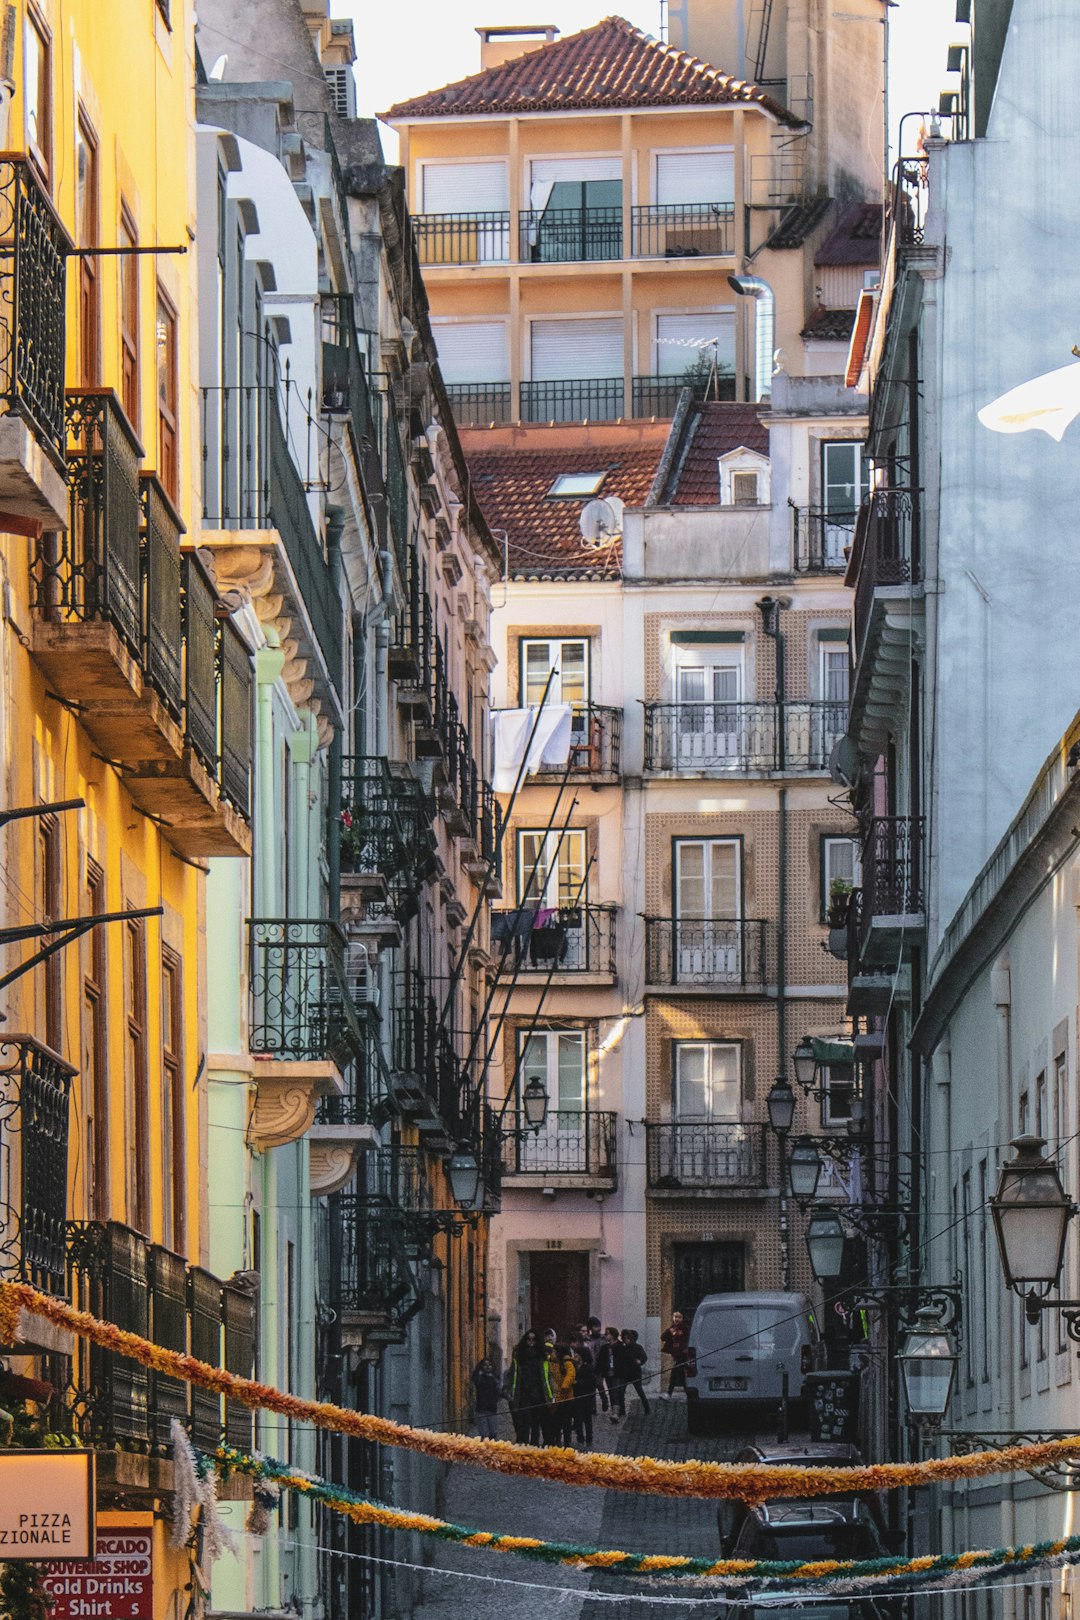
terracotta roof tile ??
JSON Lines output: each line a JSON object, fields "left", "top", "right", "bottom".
{"left": 465, "top": 438, "right": 663, "bottom": 578}
{"left": 667, "top": 402, "right": 769, "bottom": 505}
{"left": 381, "top": 16, "right": 805, "bottom": 125}
{"left": 801, "top": 306, "right": 858, "bottom": 341}
{"left": 814, "top": 201, "right": 882, "bottom": 266}
{"left": 766, "top": 195, "right": 833, "bottom": 249}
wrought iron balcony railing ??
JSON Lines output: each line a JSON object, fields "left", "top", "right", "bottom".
{"left": 631, "top": 202, "right": 735, "bottom": 258}
{"left": 0, "top": 157, "right": 69, "bottom": 463}
{"left": 414, "top": 211, "right": 511, "bottom": 265}
{"left": 248, "top": 918, "right": 371, "bottom": 1066}
{"left": 64, "top": 1222, "right": 253, "bottom": 1452}
{"left": 519, "top": 206, "right": 622, "bottom": 263}
{"left": 646, "top": 1122, "right": 767, "bottom": 1191}
{"left": 643, "top": 700, "right": 848, "bottom": 773}
{"left": 791, "top": 505, "right": 855, "bottom": 573}
{"left": 492, "top": 903, "right": 617, "bottom": 977}
{"left": 644, "top": 917, "right": 773, "bottom": 989}
{"left": 632, "top": 371, "right": 734, "bottom": 418}
{"left": 520, "top": 377, "right": 624, "bottom": 424}
{"left": 862, "top": 815, "right": 924, "bottom": 922}
{"left": 142, "top": 474, "right": 183, "bottom": 719}
{"left": 444, "top": 381, "right": 513, "bottom": 427}
{"left": 321, "top": 1194, "right": 422, "bottom": 1330}
{"left": 340, "top": 755, "right": 435, "bottom": 887}
{"left": 492, "top": 703, "right": 621, "bottom": 778}
{"left": 0, "top": 1036, "right": 74, "bottom": 1296}
{"left": 502, "top": 1110, "right": 617, "bottom": 1178}
{"left": 850, "top": 488, "right": 920, "bottom": 664}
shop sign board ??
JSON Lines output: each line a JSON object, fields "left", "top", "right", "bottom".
{"left": 43, "top": 1529, "right": 154, "bottom": 1620}
{"left": 0, "top": 1451, "right": 96, "bottom": 1559}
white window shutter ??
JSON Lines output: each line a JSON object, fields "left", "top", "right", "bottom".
{"left": 432, "top": 322, "right": 508, "bottom": 384}
{"left": 655, "top": 311, "right": 736, "bottom": 375}
{"left": 421, "top": 161, "right": 509, "bottom": 214}
{"left": 655, "top": 150, "right": 734, "bottom": 205}
{"left": 530, "top": 157, "right": 621, "bottom": 186}
{"left": 531, "top": 318, "right": 622, "bottom": 380}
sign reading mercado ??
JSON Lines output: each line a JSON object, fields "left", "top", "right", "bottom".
{"left": 43, "top": 1529, "right": 153, "bottom": 1620}
{"left": 0, "top": 1451, "right": 96, "bottom": 1558}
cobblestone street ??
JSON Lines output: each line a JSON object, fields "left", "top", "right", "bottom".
{"left": 409, "top": 1397, "right": 770, "bottom": 1618}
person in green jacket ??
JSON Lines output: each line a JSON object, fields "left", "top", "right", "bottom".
{"left": 505, "top": 1329, "right": 554, "bottom": 1445}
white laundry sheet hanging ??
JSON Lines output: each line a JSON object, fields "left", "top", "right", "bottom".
{"left": 492, "top": 705, "right": 573, "bottom": 793}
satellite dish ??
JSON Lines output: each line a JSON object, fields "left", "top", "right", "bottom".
{"left": 579, "top": 496, "right": 625, "bottom": 548}
{"left": 208, "top": 53, "right": 229, "bottom": 80}
{"left": 829, "top": 734, "right": 860, "bottom": 789}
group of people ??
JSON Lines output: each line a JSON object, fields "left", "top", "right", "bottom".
{"left": 471, "top": 1319, "right": 656, "bottom": 1447}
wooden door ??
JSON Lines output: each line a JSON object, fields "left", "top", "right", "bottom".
{"left": 528, "top": 1251, "right": 589, "bottom": 1340}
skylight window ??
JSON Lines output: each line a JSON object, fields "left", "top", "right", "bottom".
{"left": 547, "top": 472, "right": 606, "bottom": 498}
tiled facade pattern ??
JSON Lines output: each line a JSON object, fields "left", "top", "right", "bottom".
{"left": 642, "top": 609, "right": 845, "bottom": 703}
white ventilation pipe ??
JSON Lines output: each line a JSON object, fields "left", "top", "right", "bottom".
{"left": 727, "top": 274, "right": 776, "bottom": 401}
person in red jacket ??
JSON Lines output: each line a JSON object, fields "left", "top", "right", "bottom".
{"left": 660, "top": 1310, "right": 690, "bottom": 1398}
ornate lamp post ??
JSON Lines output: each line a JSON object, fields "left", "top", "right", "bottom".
{"left": 898, "top": 1303, "right": 958, "bottom": 1424}
{"left": 990, "top": 1135, "right": 1080, "bottom": 1328}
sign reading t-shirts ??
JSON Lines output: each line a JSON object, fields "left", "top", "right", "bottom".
{"left": 44, "top": 1529, "right": 154, "bottom": 1620}
{"left": 804, "top": 1369, "right": 862, "bottom": 1444}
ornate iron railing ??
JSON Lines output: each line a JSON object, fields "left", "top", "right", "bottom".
{"left": 851, "top": 488, "right": 919, "bottom": 664}
{"left": 141, "top": 474, "right": 184, "bottom": 718}
{"left": 501, "top": 703, "right": 621, "bottom": 777}
{"left": 491, "top": 903, "right": 617, "bottom": 976}
{"left": 519, "top": 206, "right": 622, "bottom": 263}
{"left": 183, "top": 551, "right": 219, "bottom": 773}
{"left": 520, "top": 377, "right": 624, "bottom": 424}
{"left": 631, "top": 372, "right": 733, "bottom": 417}
{"left": 444, "top": 381, "right": 512, "bottom": 426}
{"left": 644, "top": 917, "right": 773, "bottom": 989}
{"left": 248, "top": 918, "right": 368, "bottom": 1065}
{"left": 631, "top": 202, "right": 735, "bottom": 258}
{"left": 0, "top": 156, "right": 69, "bottom": 462}
{"left": 414, "top": 211, "right": 511, "bottom": 265}
{"left": 861, "top": 815, "right": 924, "bottom": 921}
{"left": 383, "top": 409, "right": 408, "bottom": 563}
{"left": 792, "top": 505, "right": 855, "bottom": 573}
{"left": 321, "top": 1195, "right": 422, "bottom": 1328}
{"left": 502, "top": 1110, "right": 617, "bottom": 1177}
{"left": 219, "top": 617, "right": 253, "bottom": 815}
{"left": 646, "top": 1122, "right": 767, "bottom": 1190}
{"left": 0, "top": 1036, "right": 74, "bottom": 1295}
{"left": 643, "top": 701, "right": 848, "bottom": 773}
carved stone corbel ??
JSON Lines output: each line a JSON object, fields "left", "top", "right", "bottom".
{"left": 248, "top": 1060, "right": 344, "bottom": 1150}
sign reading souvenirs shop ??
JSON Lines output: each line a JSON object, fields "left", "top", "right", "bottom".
{"left": 43, "top": 1529, "right": 153, "bottom": 1620}
{"left": 0, "top": 1451, "right": 96, "bottom": 1559}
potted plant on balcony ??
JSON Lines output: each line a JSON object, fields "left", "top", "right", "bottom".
{"left": 339, "top": 806, "right": 366, "bottom": 873}
{"left": 826, "top": 877, "right": 853, "bottom": 958}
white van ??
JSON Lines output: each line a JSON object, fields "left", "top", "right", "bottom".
{"left": 684, "top": 1291, "right": 821, "bottom": 1432}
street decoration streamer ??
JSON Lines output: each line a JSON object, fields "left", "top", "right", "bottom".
{"left": 212, "top": 1444, "right": 1080, "bottom": 1598}
{"left": 5, "top": 1279, "right": 1080, "bottom": 1505}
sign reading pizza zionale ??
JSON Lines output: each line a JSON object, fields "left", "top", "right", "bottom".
{"left": 0, "top": 1452, "right": 96, "bottom": 1559}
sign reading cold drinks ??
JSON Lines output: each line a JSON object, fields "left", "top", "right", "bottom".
{"left": 44, "top": 1530, "right": 154, "bottom": 1620}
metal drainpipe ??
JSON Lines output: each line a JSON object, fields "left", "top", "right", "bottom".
{"left": 376, "top": 550, "right": 393, "bottom": 758}
{"left": 759, "top": 597, "right": 789, "bottom": 1285}
{"left": 326, "top": 507, "right": 345, "bottom": 924}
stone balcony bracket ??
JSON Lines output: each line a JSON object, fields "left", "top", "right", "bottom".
{"left": 248, "top": 1060, "right": 344, "bottom": 1150}
{"left": 308, "top": 1122, "right": 380, "bottom": 1195}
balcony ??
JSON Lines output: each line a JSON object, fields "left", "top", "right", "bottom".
{"left": 492, "top": 903, "right": 618, "bottom": 981}
{"left": 521, "top": 376, "right": 624, "bottom": 424}
{"left": 643, "top": 701, "right": 847, "bottom": 774}
{"left": 791, "top": 506, "right": 854, "bottom": 573}
{"left": 443, "top": 378, "right": 719, "bottom": 426}
{"left": 322, "top": 1195, "right": 422, "bottom": 1349}
{"left": 440, "top": 697, "right": 481, "bottom": 839}
{"left": 497, "top": 702, "right": 621, "bottom": 780}
{"left": 200, "top": 382, "right": 343, "bottom": 707}
{"left": 846, "top": 488, "right": 923, "bottom": 758}
{"left": 853, "top": 816, "right": 925, "bottom": 968}
{"left": 631, "top": 203, "right": 735, "bottom": 259}
{"left": 0, "top": 157, "right": 70, "bottom": 526}
{"left": 646, "top": 1122, "right": 767, "bottom": 1194}
{"left": 30, "top": 394, "right": 251, "bottom": 856}
{"left": 445, "top": 382, "right": 513, "bottom": 427}
{"left": 519, "top": 206, "right": 622, "bottom": 263}
{"left": 501, "top": 1110, "right": 617, "bottom": 1189}
{"left": 64, "top": 1221, "right": 256, "bottom": 1471}
{"left": 462, "top": 781, "right": 503, "bottom": 896}
{"left": 414, "top": 211, "right": 511, "bottom": 266}
{"left": 632, "top": 371, "right": 734, "bottom": 418}
{"left": 338, "top": 755, "right": 438, "bottom": 944}
{"left": 644, "top": 918, "right": 773, "bottom": 991}
{"left": 0, "top": 1037, "right": 75, "bottom": 1353}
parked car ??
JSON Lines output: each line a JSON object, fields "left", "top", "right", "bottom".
{"left": 716, "top": 1443, "right": 900, "bottom": 1561}
{"left": 713, "top": 1601, "right": 898, "bottom": 1620}
{"left": 685, "top": 1291, "right": 822, "bottom": 1432}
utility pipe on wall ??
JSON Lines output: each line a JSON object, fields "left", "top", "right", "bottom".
{"left": 728, "top": 274, "right": 776, "bottom": 401}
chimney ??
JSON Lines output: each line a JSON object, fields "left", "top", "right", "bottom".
{"left": 475, "top": 24, "right": 559, "bottom": 70}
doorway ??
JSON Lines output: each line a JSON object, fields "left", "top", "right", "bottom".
{"left": 672, "top": 1241, "right": 744, "bottom": 1321}
{"left": 527, "top": 1251, "right": 589, "bottom": 1338}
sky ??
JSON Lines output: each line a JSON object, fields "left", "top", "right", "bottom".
{"left": 342, "top": 0, "right": 964, "bottom": 165}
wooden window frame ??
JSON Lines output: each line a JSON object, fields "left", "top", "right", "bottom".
{"left": 156, "top": 284, "right": 179, "bottom": 500}
{"left": 119, "top": 203, "right": 140, "bottom": 431}
{"left": 672, "top": 1039, "right": 742, "bottom": 1122}
{"left": 37, "top": 813, "right": 62, "bottom": 1053}
{"left": 84, "top": 859, "right": 109, "bottom": 1219}
{"left": 125, "top": 916, "right": 151, "bottom": 1234}
{"left": 820, "top": 835, "right": 861, "bottom": 923}
{"left": 162, "top": 949, "right": 185, "bottom": 1253}
{"left": 25, "top": 4, "right": 52, "bottom": 186}
{"left": 76, "top": 109, "right": 101, "bottom": 386}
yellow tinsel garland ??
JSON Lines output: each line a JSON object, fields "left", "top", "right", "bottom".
{"left": 4, "top": 1280, "right": 1078, "bottom": 1504}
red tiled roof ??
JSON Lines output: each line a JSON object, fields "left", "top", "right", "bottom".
{"left": 667, "top": 402, "right": 769, "bottom": 505}
{"left": 815, "top": 201, "right": 882, "bottom": 266}
{"left": 465, "top": 437, "right": 664, "bottom": 577}
{"left": 765, "top": 196, "right": 833, "bottom": 250}
{"left": 801, "top": 306, "right": 858, "bottom": 342}
{"left": 381, "top": 16, "right": 805, "bottom": 125}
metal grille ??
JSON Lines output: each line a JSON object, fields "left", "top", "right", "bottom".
{"left": 148, "top": 1245, "right": 189, "bottom": 1449}
{"left": 632, "top": 372, "right": 733, "bottom": 418}
{"left": 862, "top": 816, "right": 924, "bottom": 920}
{"left": 248, "top": 918, "right": 364, "bottom": 1064}
{"left": 223, "top": 1280, "right": 257, "bottom": 1450}
{"left": 414, "top": 212, "right": 510, "bottom": 266}
{"left": 219, "top": 618, "right": 253, "bottom": 813}
{"left": 643, "top": 701, "right": 847, "bottom": 773}
{"left": 646, "top": 1122, "right": 767, "bottom": 1190}
{"left": 141, "top": 475, "right": 183, "bottom": 718}
{"left": 322, "top": 1195, "right": 422, "bottom": 1327}
{"left": 188, "top": 1267, "right": 223, "bottom": 1450}
{"left": 492, "top": 903, "right": 617, "bottom": 976}
{"left": 68, "top": 1222, "right": 150, "bottom": 1448}
{"left": 792, "top": 506, "right": 855, "bottom": 573}
{"left": 644, "top": 918, "right": 772, "bottom": 989}
{"left": 0, "top": 1036, "right": 74, "bottom": 1294}
{"left": 183, "top": 552, "right": 218, "bottom": 772}
{"left": 519, "top": 207, "right": 622, "bottom": 263}
{"left": 520, "top": 377, "right": 624, "bottom": 424}
{"left": 0, "top": 157, "right": 68, "bottom": 462}
{"left": 631, "top": 203, "right": 734, "bottom": 258}
{"left": 444, "top": 382, "right": 512, "bottom": 426}
{"left": 503, "top": 1111, "right": 617, "bottom": 1177}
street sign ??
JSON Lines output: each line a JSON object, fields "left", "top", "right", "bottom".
{"left": 43, "top": 1529, "right": 154, "bottom": 1620}
{"left": 0, "top": 1451, "right": 96, "bottom": 1559}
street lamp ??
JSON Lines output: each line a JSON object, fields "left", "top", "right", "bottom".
{"left": 990, "top": 1136, "right": 1075, "bottom": 1299}
{"left": 806, "top": 1208, "right": 846, "bottom": 1281}
{"left": 447, "top": 1144, "right": 481, "bottom": 1210}
{"left": 792, "top": 1036, "right": 818, "bottom": 1096}
{"left": 521, "top": 1076, "right": 549, "bottom": 1132}
{"left": 897, "top": 1303, "right": 958, "bottom": 1422}
{"left": 767, "top": 1075, "right": 796, "bottom": 1134}
{"left": 788, "top": 1137, "right": 824, "bottom": 1203}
